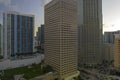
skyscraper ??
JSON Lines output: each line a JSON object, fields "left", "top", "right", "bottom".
{"left": 114, "top": 34, "right": 120, "bottom": 68}
{"left": 40, "top": 25, "right": 44, "bottom": 47}
{"left": 2, "top": 11, "right": 34, "bottom": 59}
{"left": 103, "top": 31, "right": 120, "bottom": 44}
{"left": 36, "top": 24, "right": 44, "bottom": 48}
{"left": 0, "top": 24, "right": 2, "bottom": 56}
{"left": 36, "top": 27, "right": 41, "bottom": 44}
{"left": 45, "top": 0, "right": 79, "bottom": 80}
{"left": 78, "top": 0, "right": 103, "bottom": 66}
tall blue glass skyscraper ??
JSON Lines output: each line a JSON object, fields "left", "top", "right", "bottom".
{"left": 2, "top": 11, "right": 34, "bottom": 59}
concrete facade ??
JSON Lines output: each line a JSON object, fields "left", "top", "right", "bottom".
{"left": 0, "top": 24, "right": 2, "bottom": 56}
{"left": 114, "top": 34, "right": 120, "bottom": 68}
{"left": 78, "top": 0, "right": 103, "bottom": 66}
{"left": 45, "top": 0, "right": 79, "bottom": 80}
{"left": 103, "top": 43, "right": 114, "bottom": 62}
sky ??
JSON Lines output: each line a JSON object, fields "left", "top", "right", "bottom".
{"left": 0, "top": 0, "right": 120, "bottom": 33}
{"left": 0, "top": 0, "right": 51, "bottom": 34}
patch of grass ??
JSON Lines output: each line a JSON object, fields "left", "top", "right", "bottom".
{"left": 0, "top": 63, "right": 42, "bottom": 80}
{"left": 24, "top": 64, "right": 42, "bottom": 79}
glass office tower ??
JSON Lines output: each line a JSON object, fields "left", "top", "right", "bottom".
{"left": 78, "top": 0, "right": 103, "bottom": 66}
{"left": 2, "top": 11, "right": 34, "bottom": 59}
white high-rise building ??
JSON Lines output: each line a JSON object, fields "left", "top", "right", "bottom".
{"left": 2, "top": 11, "right": 34, "bottom": 59}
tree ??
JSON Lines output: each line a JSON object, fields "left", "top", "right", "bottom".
{"left": 0, "top": 56, "right": 3, "bottom": 59}
{"left": 11, "top": 54, "right": 15, "bottom": 57}
{"left": 42, "top": 65, "right": 54, "bottom": 74}
{"left": 78, "top": 75, "right": 84, "bottom": 80}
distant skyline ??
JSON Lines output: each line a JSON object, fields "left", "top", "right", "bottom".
{"left": 0, "top": 0, "right": 120, "bottom": 32}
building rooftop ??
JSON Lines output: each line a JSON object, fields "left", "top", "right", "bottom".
{"left": 3, "top": 11, "right": 34, "bottom": 17}
{"left": 45, "top": 0, "right": 77, "bottom": 9}
{"left": 114, "top": 34, "right": 120, "bottom": 38}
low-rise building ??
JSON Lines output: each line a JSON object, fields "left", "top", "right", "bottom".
{"left": 103, "top": 43, "right": 114, "bottom": 63}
